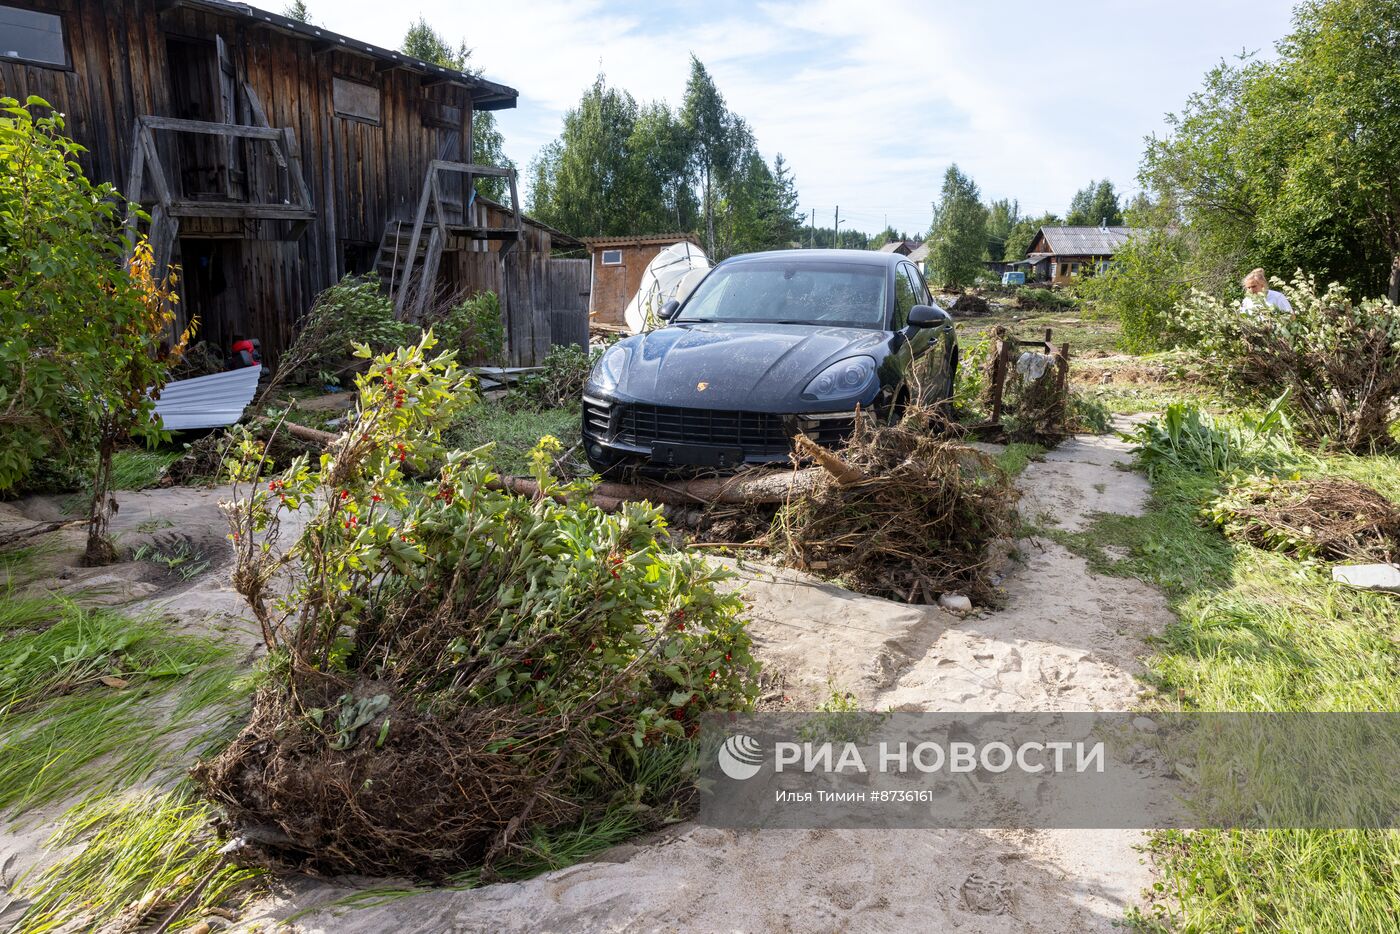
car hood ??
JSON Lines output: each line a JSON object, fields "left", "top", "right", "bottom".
{"left": 604, "top": 322, "right": 888, "bottom": 410}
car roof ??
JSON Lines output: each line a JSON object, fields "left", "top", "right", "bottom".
{"left": 718, "top": 249, "right": 904, "bottom": 269}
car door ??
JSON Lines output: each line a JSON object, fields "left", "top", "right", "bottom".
{"left": 886, "top": 262, "right": 920, "bottom": 395}
{"left": 898, "top": 263, "right": 941, "bottom": 403}
{"left": 910, "top": 263, "right": 955, "bottom": 401}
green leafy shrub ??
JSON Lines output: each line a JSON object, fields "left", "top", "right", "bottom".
{"left": 518, "top": 343, "right": 599, "bottom": 410}
{"left": 1174, "top": 274, "right": 1400, "bottom": 450}
{"left": 433, "top": 290, "right": 505, "bottom": 364}
{"left": 1068, "top": 394, "right": 1112, "bottom": 434}
{"left": 201, "top": 334, "right": 759, "bottom": 878}
{"left": 1075, "top": 229, "right": 1189, "bottom": 352}
{"left": 1124, "top": 396, "right": 1295, "bottom": 479}
{"left": 1015, "top": 286, "right": 1076, "bottom": 310}
{"left": 269, "top": 276, "right": 414, "bottom": 391}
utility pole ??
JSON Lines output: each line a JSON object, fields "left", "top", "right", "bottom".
{"left": 807, "top": 209, "right": 813, "bottom": 249}
{"left": 834, "top": 206, "right": 841, "bottom": 249}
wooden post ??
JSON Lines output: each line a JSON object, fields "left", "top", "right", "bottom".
{"left": 988, "top": 328, "right": 1009, "bottom": 427}
{"left": 396, "top": 164, "right": 436, "bottom": 317}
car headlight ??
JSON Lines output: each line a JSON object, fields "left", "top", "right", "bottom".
{"left": 803, "top": 356, "right": 877, "bottom": 401}
{"left": 588, "top": 345, "right": 628, "bottom": 393}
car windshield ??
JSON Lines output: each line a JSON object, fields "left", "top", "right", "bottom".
{"left": 675, "top": 261, "right": 889, "bottom": 329}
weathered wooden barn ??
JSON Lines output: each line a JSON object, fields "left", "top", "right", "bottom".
{"left": 0, "top": 0, "right": 588, "bottom": 364}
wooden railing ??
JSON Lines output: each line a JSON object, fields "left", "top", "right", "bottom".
{"left": 122, "top": 115, "right": 315, "bottom": 273}
{"left": 393, "top": 160, "right": 522, "bottom": 319}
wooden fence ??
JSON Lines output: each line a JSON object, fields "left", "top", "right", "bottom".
{"left": 455, "top": 252, "right": 590, "bottom": 365}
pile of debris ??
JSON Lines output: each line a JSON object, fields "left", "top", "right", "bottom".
{"left": 772, "top": 412, "right": 1017, "bottom": 604}
{"left": 1208, "top": 475, "right": 1400, "bottom": 563}
{"left": 948, "top": 292, "right": 993, "bottom": 318}
{"left": 499, "top": 411, "right": 1020, "bottom": 606}
{"left": 979, "top": 325, "right": 1071, "bottom": 443}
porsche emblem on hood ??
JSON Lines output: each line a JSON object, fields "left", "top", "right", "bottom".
{"left": 696, "top": 381, "right": 710, "bottom": 392}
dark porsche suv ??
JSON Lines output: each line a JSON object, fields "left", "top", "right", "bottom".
{"left": 581, "top": 250, "right": 957, "bottom": 473}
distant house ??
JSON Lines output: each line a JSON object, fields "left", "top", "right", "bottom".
{"left": 586, "top": 234, "right": 702, "bottom": 328}
{"left": 1015, "top": 226, "right": 1141, "bottom": 285}
{"left": 907, "top": 242, "right": 929, "bottom": 275}
{"left": 878, "top": 239, "right": 921, "bottom": 256}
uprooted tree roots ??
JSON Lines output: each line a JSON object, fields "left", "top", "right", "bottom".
{"left": 195, "top": 677, "right": 592, "bottom": 878}
{"left": 764, "top": 411, "right": 1018, "bottom": 604}
{"left": 1208, "top": 474, "right": 1400, "bottom": 563}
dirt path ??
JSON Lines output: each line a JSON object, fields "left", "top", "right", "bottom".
{"left": 0, "top": 425, "right": 1171, "bottom": 932}
{"left": 237, "top": 425, "right": 1173, "bottom": 933}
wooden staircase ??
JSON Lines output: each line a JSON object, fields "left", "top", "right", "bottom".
{"left": 372, "top": 220, "right": 430, "bottom": 300}
{"left": 379, "top": 160, "right": 523, "bottom": 320}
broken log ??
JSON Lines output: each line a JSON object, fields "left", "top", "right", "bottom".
{"left": 494, "top": 469, "right": 822, "bottom": 508}
{"left": 793, "top": 433, "right": 865, "bottom": 485}
{"left": 283, "top": 422, "right": 337, "bottom": 446}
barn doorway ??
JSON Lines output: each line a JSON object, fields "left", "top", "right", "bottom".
{"left": 177, "top": 238, "right": 246, "bottom": 359}
{"left": 165, "top": 35, "right": 241, "bottom": 199}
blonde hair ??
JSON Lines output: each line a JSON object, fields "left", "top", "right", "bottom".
{"left": 1243, "top": 268, "right": 1267, "bottom": 289}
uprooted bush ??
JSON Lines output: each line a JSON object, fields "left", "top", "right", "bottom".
{"left": 196, "top": 333, "right": 758, "bottom": 879}
{"left": 1174, "top": 274, "right": 1400, "bottom": 451}
{"left": 1205, "top": 474, "right": 1400, "bottom": 563}
{"left": 428, "top": 290, "right": 505, "bottom": 365}
{"left": 261, "top": 276, "right": 415, "bottom": 398}
{"left": 515, "top": 343, "right": 599, "bottom": 410}
{"left": 772, "top": 409, "right": 1018, "bottom": 604}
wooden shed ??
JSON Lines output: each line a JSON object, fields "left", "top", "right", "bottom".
{"left": 0, "top": 0, "right": 587, "bottom": 364}
{"left": 586, "top": 233, "right": 701, "bottom": 329}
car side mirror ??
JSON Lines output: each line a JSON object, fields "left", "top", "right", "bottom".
{"left": 656, "top": 299, "right": 681, "bottom": 321}
{"left": 908, "top": 304, "right": 951, "bottom": 328}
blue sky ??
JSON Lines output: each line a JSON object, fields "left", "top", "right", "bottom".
{"left": 302, "top": 0, "right": 1297, "bottom": 235}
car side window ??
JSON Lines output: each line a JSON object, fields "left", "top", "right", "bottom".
{"left": 906, "top": 264, "right": 932, "bottom": 305}
{"left": 892, "top": 265, "right": 916, "bottom": 329}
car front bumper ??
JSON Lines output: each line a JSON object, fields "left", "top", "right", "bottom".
{"left": 581, "top": 394, "right": 862, "bottom": 469}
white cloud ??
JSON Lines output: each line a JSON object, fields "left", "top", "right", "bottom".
{"left": 304, "top": 0, "right": 1295, "bottom": 235}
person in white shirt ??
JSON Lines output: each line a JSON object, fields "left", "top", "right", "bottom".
{"left": 1239, "top": 268, "right": 1293, "bottom": 314}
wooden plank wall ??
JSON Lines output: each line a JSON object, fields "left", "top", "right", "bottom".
{"left": 0, "top": 0, "right": 477, "bottom": 361}
{"left": 546, "top": 258, "right": 590, "bottom": 351}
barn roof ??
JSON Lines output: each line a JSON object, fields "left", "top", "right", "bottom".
{"left": 180, "top": 1, "right": 519, "bottom": 110}
{"left": 878, "top": 239, "right": 919, "bottom": 254}
{"left": 1032, "top": 226, "right": 1141, "bottom": 256}
{"left": 907, "top": 243, "right": 929, "bottom": 263}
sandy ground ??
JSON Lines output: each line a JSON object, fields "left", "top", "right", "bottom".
{"left": 0, "top": 423, "right": 1173, "bottom": 932}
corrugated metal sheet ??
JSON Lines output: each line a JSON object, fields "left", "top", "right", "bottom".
{"left": 152, "top": 367, "right": 261, "bottom": 430}
{"left": 1036, "top": 226, "right": 1141, "bottom": 256}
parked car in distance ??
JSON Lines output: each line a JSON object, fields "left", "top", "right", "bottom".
{"left": 582, "top": 249, "right": 958, "bottom": 473}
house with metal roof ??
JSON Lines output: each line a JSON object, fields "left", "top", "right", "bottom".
{"left": 877, "top": 239, "right": 921, "bottom": 256}
{"left": 1015, "top": 225, "right": 1142, "bottom": 285}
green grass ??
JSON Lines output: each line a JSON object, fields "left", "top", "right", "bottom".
{"left": 110, "top": 448, "right": 182, "bottom": 491}
{"left": 446, "top": 403, "right": 582, "bottom": 475}
{"left": 1045, "top": 438, "right": 1400, "bottom": 930}
{"left": 0, "top": 593, "right": 261, "bottom": 932}
{"left": 13, "top": 789, "right": 265, "bottom": 934}
{"left": 0, "top": 597, "right": 249, "bottom": 815}
{"left": 995, "top": 442, "right": 1046, "bottom": 477}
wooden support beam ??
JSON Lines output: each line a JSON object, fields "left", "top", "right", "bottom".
{"left": 396, "top": 165, "right": 436, "bottom": 317}
{"left": 138, "top": 115, "right": 284, "bottom": 140}
{"left": 166, "top": 200, "right": 316, "bottom": 220}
